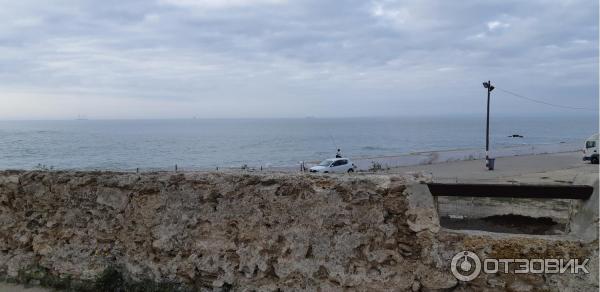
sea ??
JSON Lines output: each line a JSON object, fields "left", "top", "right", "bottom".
{"left": 0, "top": 115, "right": 597, "bottom": 170}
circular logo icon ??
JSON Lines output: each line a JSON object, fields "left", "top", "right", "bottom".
{"left": 451, "top": 251, "right": 481, "bottom": 281}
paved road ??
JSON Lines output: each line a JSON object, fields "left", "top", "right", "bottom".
{"left": 391, "top": 151, "right": 598, "bottom": 184}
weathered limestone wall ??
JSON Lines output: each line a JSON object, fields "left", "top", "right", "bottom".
{"left": 0, "top": 171, "right": 597, "bottom": 291}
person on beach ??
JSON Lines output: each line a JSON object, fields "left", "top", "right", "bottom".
{"left": 336, "top": 149, "right": 342, "bottom": 158}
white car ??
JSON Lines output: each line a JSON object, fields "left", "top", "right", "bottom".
{"left": 309, "top": 158, "right": 355, "bottom": 173}
{"left": 583, "top": 133, "right": 599, "bottom": 164}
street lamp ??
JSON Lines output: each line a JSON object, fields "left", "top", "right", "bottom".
{"left": 483, "top": 81, "right": 495, "bottom": 170}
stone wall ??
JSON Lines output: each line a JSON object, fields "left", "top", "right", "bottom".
{"left": 0, "top": 171, "right": 597, "bottom": 291}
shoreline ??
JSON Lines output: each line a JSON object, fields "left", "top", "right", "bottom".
{"left": 0, "top": 142, "right": 583, "bottom": 173}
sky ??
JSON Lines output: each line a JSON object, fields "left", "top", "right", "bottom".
{"left": 0, "top": 0, "right": 597, "bottom": 119}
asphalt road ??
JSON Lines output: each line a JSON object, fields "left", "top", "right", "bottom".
{"left": 390, "top": 151, "right": 598, "bottom": 184}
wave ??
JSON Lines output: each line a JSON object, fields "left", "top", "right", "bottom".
{"left": 361, "top": 146, "right": 392, "bottom": 151}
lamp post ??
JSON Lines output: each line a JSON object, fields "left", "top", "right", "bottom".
{"left": 483, "top": 80, "right": 494, "bottom": 170}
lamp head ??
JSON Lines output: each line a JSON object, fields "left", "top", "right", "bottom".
{"left": 483, "top": 81, "right": 494, "bottom": 91}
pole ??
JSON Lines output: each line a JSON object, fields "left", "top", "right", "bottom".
{"left": 486, "top": 80, "right": 490, "bottom": 163}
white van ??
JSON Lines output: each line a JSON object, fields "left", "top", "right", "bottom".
{"left": 583, "top": 133, "right": 599, "bottom": 164}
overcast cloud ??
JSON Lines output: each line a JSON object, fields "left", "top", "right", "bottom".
{"left": 0, "top": 0, "right": 597, "bottom": 119}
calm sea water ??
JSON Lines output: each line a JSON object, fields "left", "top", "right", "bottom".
{"left": 0, "top": 116, "right": 597, "bottom": 170}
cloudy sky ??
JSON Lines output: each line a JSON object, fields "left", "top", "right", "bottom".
{"left": 0, "top": 0, "right": 597, "bottom": 119}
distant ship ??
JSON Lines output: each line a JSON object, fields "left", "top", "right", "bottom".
{"left": 75, "top": 115, "right": 89, "bottom": 120}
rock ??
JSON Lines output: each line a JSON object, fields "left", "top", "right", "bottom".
{"left": 0, "top": 175, "right": 19, "bottom": 185}
{"left": 507, "top": 279, "right": 534, "bottom": 292}
{"left": 0, "top": 170, "right": 596, "bottom": 291}
{"left": 412, "top": 280, "right": 421, "bottom": 291}
{"left": 404, "top": 184, "right": 440, "bottom": 233}
{"left": 416, "top": 264, "right": 458, "bottom": 291}
{"left": 96, "top": 187, "right": 129, "bottom": 211}
{"left": 17, "top": 234, "right": 31, "bottom": 245}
